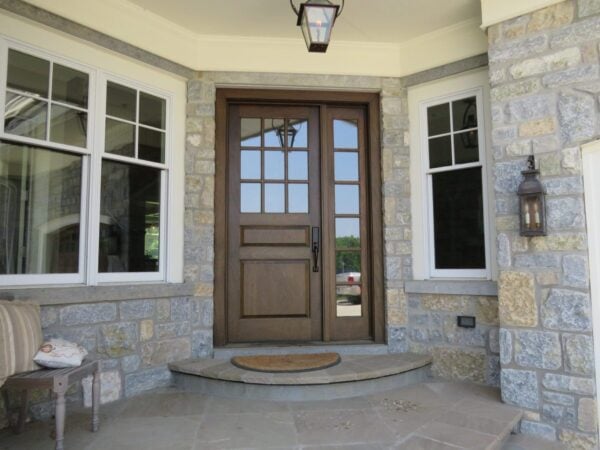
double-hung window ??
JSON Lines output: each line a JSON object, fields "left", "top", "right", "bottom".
{"left": 0, "top": 40, "right": 173, "bottom": 286}
{"left": 421, "top": 89, "right": 490, "bottom": 278}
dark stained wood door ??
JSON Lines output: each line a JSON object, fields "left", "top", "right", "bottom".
{"left": 227, "top": 105, "right": 322, "bottom": 342}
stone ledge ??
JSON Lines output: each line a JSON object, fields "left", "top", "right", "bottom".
{"left": 0, "top": 283, "right": 196, "bottom": 306}
{"left": 404, "top": 280, "right": 498, "bottom": 296}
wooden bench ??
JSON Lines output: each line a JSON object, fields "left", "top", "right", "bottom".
{"left": 2, "top": 360, "right": 100, "bottom": 450}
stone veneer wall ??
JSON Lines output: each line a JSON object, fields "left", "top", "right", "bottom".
{"left": 488, "top": 0, "right": 599, "bottom": 447}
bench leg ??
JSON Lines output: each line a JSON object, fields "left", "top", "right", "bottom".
{"left": 91, "top": 370, "right": 100, "bottom": 432}
{"left": 54, "top": 391, "right": 66, "bottom": 450}
{"left": 16, "top": 389, "right": 28, "bottom": 434}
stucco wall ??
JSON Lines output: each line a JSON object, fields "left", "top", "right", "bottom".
{"left": 488, "top": 0, "right": 599, "bottom": 447}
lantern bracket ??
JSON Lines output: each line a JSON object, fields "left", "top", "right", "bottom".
{"left": 289, "top": 0, "right": 345, "bottom": 22}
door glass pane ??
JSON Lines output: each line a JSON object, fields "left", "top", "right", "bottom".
{"left": 289, "top": 119, "right": 308, "bottom": 148}
{"left": 427, "top": 103, "right": 450, "bottom": 136}
{"left": 264, "top": 183, "right": 285, "bottom": 213}
{"left": 4, "top": 93, "right": 47, "bottom": 140}
{"left": 240, "top": 183, "right": 261, "bottom": 213}
{"left": 429, "top": 135, "right": 452, "bottom": 169}
{"left": 241, "top": 118, "right": 261, "bottom": 147}
{"left": 139, "top": 92, "right": 166, "bottom": 129}
{"left": 99, "top": 160, "right": 161, "bottom": 273}
{"left": 454, "top": 131, "right": 479, "bottom": 164}
{"left": 0, "top": 141, "right": 82, "bottom": 274}
{"left": 336, "top": 291, "right": 361, "bottom": 317}
{"left": 288, "top": 184, "right": 308, "bottom": 213}
{"left": 7, "top": 49, "right": 49, "bottom": 98}
{"left": 106, "top": 82, "right": 136, "bottom": 121}
{"left": 336, "top": 251, "right": 361, "bottom": 274}
{"left": 105, "top": 118, "right": 135, "bottom": 157}
{"left": 52, "top": 64, "right": 89, "bottom": 108}
{"left": 334, "top": 152, "right": 358, "bottom": 181}
{"left": 336, "top": 218, "right": 360, "bottom": 248}
{"left": 264, "top": 151, "right": 284, "bottom": 180}
{"left": 432, "top": 167, "right": 485, "bottom": 269}
{"left": 452, "top": 97, "right": 477, "bottom": 132}
{"left": 333, "top": 119, "right": 358, "bottom": 149}
{"left": 50, "top": 105, "right": 87, "bottom": 147}
{"left": 288, "top": 151, "right": 308, "bottom": 180}
{"left": 335, "top": 185, "right": 359, "bottom": 214}
{"left": 138, "top": 127, "right": 165, "bottom": 163}
{"left": 264, "top": 118, "right": 284, "bottom": 147}
{"left": 241, "top": 150, "right": 261, "bottom": 180}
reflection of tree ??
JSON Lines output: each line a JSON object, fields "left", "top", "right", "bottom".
{"left": 336, "top": 236, "right": 360, "bottom": 273}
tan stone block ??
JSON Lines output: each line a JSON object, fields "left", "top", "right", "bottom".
{"left": 195, "top": 282, "right": 214, "bottom": 297}
{"left": 579, "top": 398, "right": 598, "bottom": 433}
{"left": 528, "top": 1, "right": 574, "bottom": 32}
{"left": 519, "top": 117, "right": 556, "bottom": 137}
{"left": 503, "top": 19, "right": 529, "bottom": 40}
{"left": 487, "top": 24, "right": 502, "bottom": 45}
{"left": 384, "top": 197, "right": 396, "bottom": 226}
{"left": 512, "top": 236, "right": 529, "bottom": 253}
{"left": 496, "top": 216, "right": 519, "bottom": 232}
{"left": 559, "top": 429, "right": 598, "bottom": 450}
{"left": 522, "top": 411, "right": 540, "bottom": 421}
{"left": 422, "top": 295, "right": 471, "bottom": 312}
{"left": 498, "top": 271, "right": 538, "bottom": 327}
{"left": 536, "top": 271, "right": 560, "bottom": 286}
{"left": 530, "top": 233, "right": 587, "bottom": 252}
{"left": 431, "top": 347, "right": 486, "bottom": 384}
{"left": 156, "top": 299, "right": 170, "bottom": 321}
{"left": 140, "top": 319, "right": 154, "bottom": 341}
{"left": 387, "top": 307, "right": 407, "bottom": 326}
{"left": 539, "top": 153, "right": 562, "bottom": 176}
{"left": 476, "top": 297, "right": 499, "bottom": 325}
{"left": 197, "top": 211, "right": 214, "bottom": 224}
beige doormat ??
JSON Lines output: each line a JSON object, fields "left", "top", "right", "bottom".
{"left": 231, "top": 352, "right": 341, "bottom": 373}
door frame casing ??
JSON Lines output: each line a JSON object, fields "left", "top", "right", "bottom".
{"left": 214, "top": 88, "right": 384, "bottom": 346}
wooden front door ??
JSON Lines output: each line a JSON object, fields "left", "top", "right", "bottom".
{"left": 218, "top": 91, "right": 384, "bottom": 345}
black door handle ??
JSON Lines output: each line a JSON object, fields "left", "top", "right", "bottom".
{"left": 312, "top": 226, "right": 320, "bottom": 272}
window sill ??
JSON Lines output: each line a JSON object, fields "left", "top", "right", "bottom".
{"left": 404, "top": 279, "right": 498, "bottom": 297}
{"left": 0, "top": 282, "right": 196, "bottom": 306}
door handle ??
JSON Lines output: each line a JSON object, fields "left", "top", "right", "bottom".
{"left": 311, "top": 226, "right": 320, "bottom": 272}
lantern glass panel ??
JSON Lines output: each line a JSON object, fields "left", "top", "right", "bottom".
{"left": 521, "top": 195, "right": 543, "bottom": 232}
{"left": 303, "top": 5, "right": 335, "bottom": 44}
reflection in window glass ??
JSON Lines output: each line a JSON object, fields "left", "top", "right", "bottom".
{"left": 288, "top": 151, "right": 308, "bottom": 180}
{"left": 288, "top": 184, "right": 308, "bottom": 213}
{"left": 454, "top": 131, "right": 479, "bottom": 165}
{"left": 105, "top": 118, "right": 135, "bottom": 157}
{"left": 333, "top": 119, "right": 358, "bottom": 148}
{"left": 452, "top": 97, "right": 477, "bottom": 132}
{"left": 106, "top": 82, "right": 136, "bottom": 121}
{"left": 336, "top": 251, "right": 361, "bottom": 274}
{"left": 429, "top": 135, "right": 452, "bottom": 169}
{"left": 241, "top": 150, "right": 261, "bottom": 180}
{"left": 50, "top": 105, "right": 87, "bottom": 148}
{"left": 264, "top": 118, "right": 284, "bottom": 147}
{"left": 52, "top": 64, "right": 89, "bottom": 108}
{"left": 4, "top": 93, "right": 48, "bottom": 140}
{"left": 264, "top": 183, "right": 285, "bottom": 213}
{"left": 7, "top": 49, "right": 50, "bottom": 98}
{"left": 241, "top": 183, "right": 261, "bottom": 213}
{"left": 334, "top": 152, "right": 358, "bottom": 181}
{"left": 241, "top": 118, "right": 261, "bottom": 147}
{"left": 427, "top": 103, "right": 450, "bottom": 136}
{"left": 335, "top": 218, "right": 360, "bottom": 248}
{"left": 335, "top": 185, "right": 359, "bottom": 214}
{"left": 139, "top": 92, "right": 166, "bottom": 129}
{"left": 290, "top": 119, "right": 308, "bottom": 148}
{"left": 264, "top": 151, "right": 284, "bottom": 180}
{"left": 0, "top": 141, "right": 82, "bottom": 274}
{"left": 99, "top": 160, "right": 161, "bottom": 273}
{"left": 138, "top": 127, "right": 165, "bottom": 163}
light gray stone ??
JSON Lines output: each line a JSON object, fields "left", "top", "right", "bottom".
{"left": 543, "top": 404, "right": 565, "bottom": 425}
{"left": 44, "top": 325, "right": 97, "bottom": 352}
{"left": 544, "top": 176, "right": 583, "bottom": 195}
{"left": 506, "top": 94, "right": 556, "bottom": 122}
{"left": 487, "top": 355, "right": 501, "bottom": 387}
{"left": 98, "top": 322, "right": 138, "bottom": 357}
{"left": 171, "top": 297, "right": 192, "bottom": 321}
{"left": 520, "top": 420, "right": 557, "bottom": 441}
{"left": 141, "top": 338, "right": 191, "bottom": 366}
{"left": 40, "top": 306, "right": 59, "bottom": 328}
{"left": 494, "top": 160, "right": 525, "bottom": 194}
{"left": 155, "top": 321, "right": 191, "bottom": 339}
{"left": 489, "top": 35, "right": 548, "bottom": 62}
{"left": 551, "top": 15, "right": 600, "bottom": 48}
{"left": 514, "top": 330, "right": 561, "bottom": 370}
{"left": 125, "top": 367, "right": 172, "bottom": 398}
{"left": 119, "top": 300, "right": 155, "bottom": 320}
{"left": 500, "top": 329, "right": 512, "bottom": 365}
{"left": 388, "top": 326, "right": 408, "bottom": 353}
{"left": 192, "top": 329, "right": 213, "bottom": 357}
{"left": 543, "top": 65, "right": 600, "bottom": 88}
{"left": 192, "top": 298, "right": 214, "bottom": 328}
{"left": 563, "top": 333, "right": 594, "bottom": 375}
{"left": 121, "top": 354, "right": 141, "bottom": 373}
{"left": 562, "top": 255, "right": 589, "bottom": 289}
{"left": 492, "top": 126, "right": 518, "bottom": 144}
{"left": 543, "top": 373, "right": 595, "bottom": 395}
{"left": 558, "top": 92, "right": 597, "bottom": 144}
{"left": 579, "top": 0, "right": 600, "bottom": 17}
{"left": 488, "top": 328, "right": 500, "bottom": 354}
{"left": 83, "top": 370, "right": 121, "bottom": 406}
{"left": 514, "top": 253, "right": 561, "bottom": 269}
{"left": 501, "top": 369, "right": 539, "bottom": 409}
{"left": 547, "top": 197, "right": 586, "bottom": 230}
{"left": 60, "top": 303, "right": 117, "bottom": 326}
{"left": 543, "top": 391, "right": 575, "bottom": 406}
{"left": 543, "top": 289, "right": 592, "bottom": 331}
{"left": 497, "top": 234, "right": 511, "bottom": 268}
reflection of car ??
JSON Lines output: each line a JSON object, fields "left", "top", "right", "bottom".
{"left": 336, "top": 272, "right": 361, "bottom": 303}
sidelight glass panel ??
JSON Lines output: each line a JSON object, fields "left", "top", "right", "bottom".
{"left": 105, "top": 118, "right": 135, "bottom": 157}
{"left": 427, "top": 103, "right": 450, "bottom": 136}
{"left": 7, "top": 49, "right": 49, "bottom": 98}
{"left": 335, "top": 185, "right": 359, "bottom": 214}
{"left": 335, "top": 218, "right": 360, "bottom": 248}
{"left": 106, "top": 82, "right": 136, "bottom": 121}
{"left": 452, "top": 96, "right": 477, "bottom": 132}
{"left": 139, "top": 92, "right": 166, "bottom": 129}
{"left": 333, "top": 119, "right": 358, "bottom": 149}
{"left": 240, "top": 183, "right": 261, "bottom": 213}
{"left": 334, "top": 152, "right": 359, "bottom": 181}
{"left": 335, "top": 251, "right": 362, "bottom": 316}
{"left": 241, "top": 150, "right": 261, "bottom": 180}
{"left": 264, "top": 151, "right": 284, "bottom": 180}
{"left": 138, "top": 127, "right": 165, "bottom": 163}
{"left": 0, "top": 141, "right": 82, "bottom": 274}
{"left": 288, "top": 151, "right": 308, "bottom": 180}
{"left": 288, "top": 184, "right": 308, "bottom": 213}
{"left": 454, "top": 131, "right": 479, "bottom": 165}
{"left": 289, "top": 119, "right": 308, "bottom": 148}
{"left": 240, "top": 118, "right": 261, "bottom": 147}
{"left": 52, "top": 64, "right": 89, "bottom": 108}
{"left": 264, "top": 118, "right": 284, "bottom": 147}
{"left": 99, "top": 160, "right": 161, "bottom": 273}
{"left": 432, "top": 167, "right": 485, "bottom": 269}
{"left": 336, "top": 251, "right": 361, "bottom": 275}
{"left": 428, "top": 135, "right": 452, "bottom": 169}
{"left": 50, "top": 105, "right": 87, "bottom": 147}
{"left": 264, "top": 183, "right": 285, "bottom": 213}
{"left": 4, "top": 92, "right": 48, "bottom": 140}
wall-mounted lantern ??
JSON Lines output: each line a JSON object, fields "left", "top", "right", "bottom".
{"left": 518, "top": 155, "right": 547, "bottom": 237}
{"left": 290, "top": 0, "right": 344, "bottom": 53}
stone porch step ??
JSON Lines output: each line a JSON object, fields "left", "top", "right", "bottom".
{"left": 213, "top": 343, "right": 390, "bottom": 358}
{"left": 169, "top": 353, "right": 432, "bottom": 401}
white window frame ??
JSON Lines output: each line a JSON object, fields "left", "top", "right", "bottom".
{"left": 0, "top": 37, "right": 177, "bottom": 286}
{"left": 409, "top": 69, "right": 495, "bottom": 281}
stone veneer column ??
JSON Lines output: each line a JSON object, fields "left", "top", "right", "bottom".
{"left": 488, "top": 1, "right": 599, "bottom": 447}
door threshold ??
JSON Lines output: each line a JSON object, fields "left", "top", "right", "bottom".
{"left": 213, "top": 342, "right": 389, "bottom": 359}
{"left": 219, "top": 340, "right": 378, "bottom": 348}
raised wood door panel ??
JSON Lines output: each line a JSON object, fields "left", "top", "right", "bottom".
{"left": 227, "top": 105, "right": 322, "bottom": 342}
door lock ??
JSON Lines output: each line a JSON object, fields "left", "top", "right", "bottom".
{"left": 311, "top": 226, "right": 320, "bottom": 272}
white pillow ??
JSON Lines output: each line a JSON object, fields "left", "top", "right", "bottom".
{"left": 33, "top": 338, "right": 88, "bottom": 369}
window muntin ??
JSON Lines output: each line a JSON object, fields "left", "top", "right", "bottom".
{"left": 423, "top": 93, "right": 489, "bottom": 277}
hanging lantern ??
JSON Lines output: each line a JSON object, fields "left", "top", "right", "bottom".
{"left": 290, "top": 0, "right": 344, "bottom": 53}
{"left": 518, "top": 155, "right": 547, "bottom": 237}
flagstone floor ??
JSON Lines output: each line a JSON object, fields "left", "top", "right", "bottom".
{"left": 0, "top": 381, "right": 565, "bottom": 450}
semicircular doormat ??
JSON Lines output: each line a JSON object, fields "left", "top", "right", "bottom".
{"left": 231, "top": 352, "right": 341, "bottom": 373}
